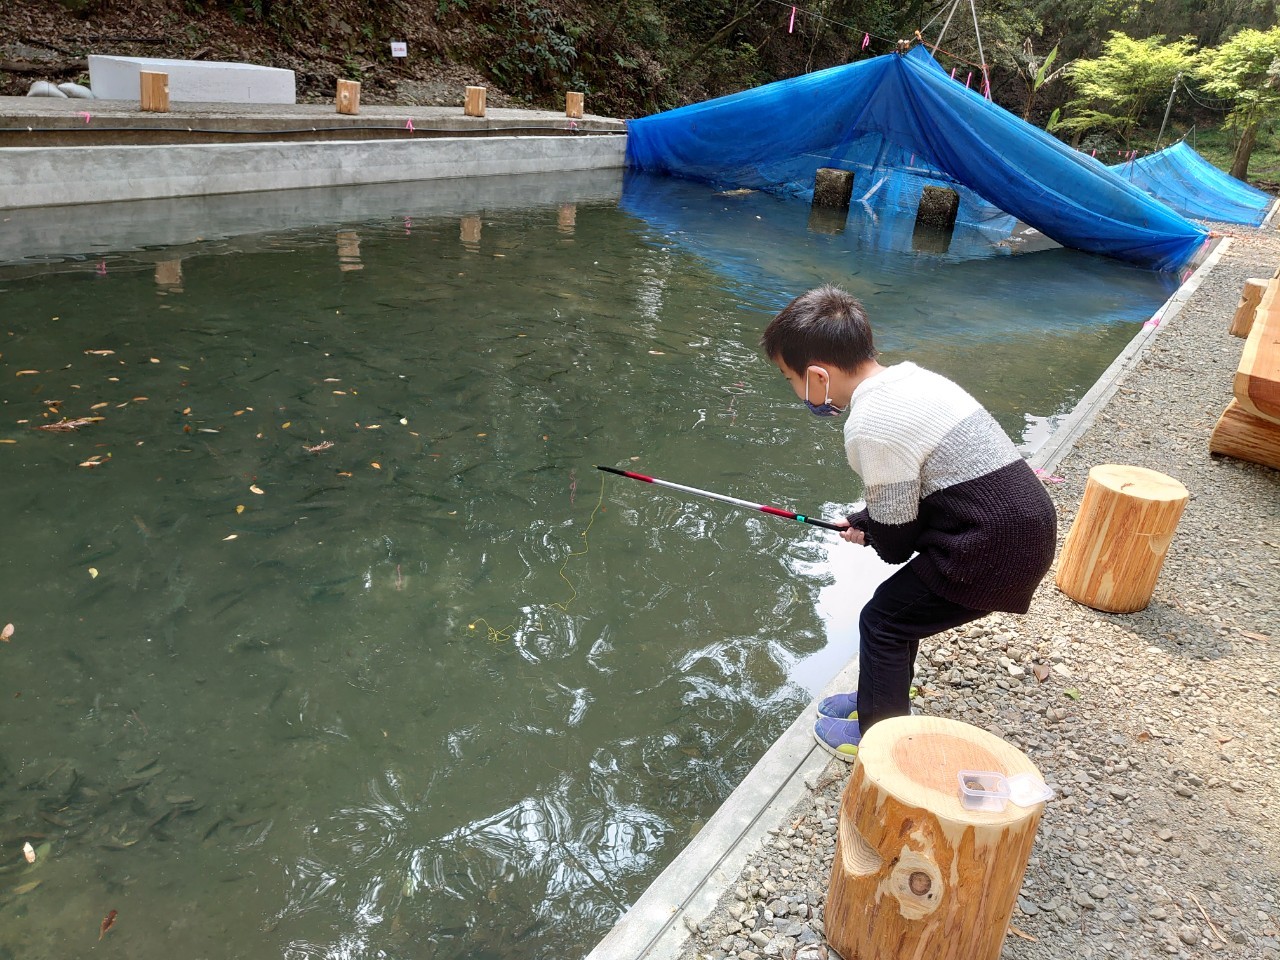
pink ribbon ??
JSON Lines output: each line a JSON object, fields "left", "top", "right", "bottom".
{"left": 1091, "top": 149, "right": 1097, "bottom": 157}
{"left": 788, "top": 6, "right": 796, "bottom": 32}
{"left": 79, "top": 111, "right": 92, "bottom": 124}
{"left": 861, "top": 33, "right": 870, "bottom": 50}
{"left": 964, "top": 72, "right": 972, "bottom": 88}
{"left": 405, "top": 119, "right": 415, "bottom": 132}
{"left": 981, "top": 75, "right": 990, "bottom": 99}
{"left": 950, "top": 67, "right": 957, "bottom": 80}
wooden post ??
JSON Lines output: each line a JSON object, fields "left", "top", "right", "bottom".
{"left": 154, "top": 259, "right": 183, "bottom": 291}
{"left": 464, "top": 86, "right": 486, "bottom": 117}
{"left": 336, "top": 79, "right": 361, "bottom": 116}
{"left": 460, "top": 215, "right": 482, "bottom": 247}
{"left": 826, "top": 716, "right": 1046, "bottom": 960}
{"left": 336, "top": 231, "right": 363, "bottom": 272}
{"left": 1055, "top": 464, "right": 1189, "bottom": 614}
{"left": 139, "top": 71, "right": 169, "bottom": 113}
{"left": 1230, "top": 278, "right": 1268, "bottom": 338}
{"left": 565, "top": 90, "right": 584, "bottom": 119}
{"left": 557, "top": 203, "right": 576, "bottom": 235}
{"left": 813, "top": 168, "right": 854, "bottom": 210}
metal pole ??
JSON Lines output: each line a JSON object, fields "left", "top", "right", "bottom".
{"left": 1155, "top": 73, "right": 1180, "bottom": 151}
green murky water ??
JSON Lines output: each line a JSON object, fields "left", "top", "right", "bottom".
{"left": 0, "top": 170, "right": 1176, "bottom": 959}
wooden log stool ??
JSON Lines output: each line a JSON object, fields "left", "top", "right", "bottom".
{"left": 1055, "top": 464, "right": 1188, "bottom": 613}
{"left": 826, "top": 716, "right": 1048, "bottom": 960}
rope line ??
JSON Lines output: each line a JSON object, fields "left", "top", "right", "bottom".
{"left": 468, "top": 472, "right": 606, "bottom": 643}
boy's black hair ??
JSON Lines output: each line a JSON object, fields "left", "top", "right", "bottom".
{"left": 760, "top": 285, "right": 877, "bottom": 374}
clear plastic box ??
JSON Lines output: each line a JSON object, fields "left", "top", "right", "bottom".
{"left": 958, "top": 770, "right": 1011, "bottom": 812}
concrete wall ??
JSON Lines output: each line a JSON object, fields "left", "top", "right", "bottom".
{"left": 88, "top": 55, "right": 296, "bottom": 104}
{"left": 0, "top": 167, "right": 624, "bottom": 266}
{"left": 0, "top": 134, "right": 628, "bottom": 210}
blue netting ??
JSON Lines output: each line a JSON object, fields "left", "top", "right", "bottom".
{"left": 626, "top": 47, "right": 1209, "bottom": 272}
{"left": 1111, "top": 140, "right": 1275, "bottom": 226}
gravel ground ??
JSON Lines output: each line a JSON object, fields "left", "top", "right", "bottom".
{"left": 677, "top": 224, "right": 1280, "bottom": 960}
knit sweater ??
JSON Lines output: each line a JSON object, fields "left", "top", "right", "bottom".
{"left": 843, "top": 362, "right": 1056, "bottom": 613}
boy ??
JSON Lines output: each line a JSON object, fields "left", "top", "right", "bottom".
{"left": 760, "top": 285, "right": 1057, "bottom": 759}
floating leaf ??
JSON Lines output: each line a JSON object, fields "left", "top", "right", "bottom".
{"left": 13, "top": 880, "right": 41, "bottom": 895}
{"left": 249, "top": 484, "right": 264, "bottom": 495}
{"left": 304, "top": 441, "right": 334, "bottom": 453}
{"left": 281, "top": 421, "right": 291, "bottom": 429}
{"left": 234, "top": 410, "right": 246, "bottom": 416}
{"left": 132, "top": 396, "right": 148, "bottom": 402}
{"left": 333, "top": 390, "right": 347, "bottom": 395}
{"left": 222, "top": 534, "right": 238, "bottom": 541}
{"left": 235, "top": 505, "right": 244, "bottom": 514}
{"left": 0, "top": 439, "right": 16, "bottom": 444}
{"left": 149, "top": 358, "right": 160, "bottom": 364}
{"left": 99, "top": 909, "right": 117, "bottom": 941}
{"left": 371, "top": 462, "right": 382, "bottom": 470}
{"left": 89, "top": 568, "right": 98, "bottom": 579}
{"left": 337, "top": 471, "right": 353, "bottom": 478}
{"left": 85, "top": 349, "right": 115, "bottom": 356}
{"left": 90, "top": 402, "right": 109, "bottom": 410}
{"left": 79, "top": 456, "right": 107, "bottom": 468}
{"left": 399, "top": 418, "right": 409, "bottom": 426}
{"left": 22, "top": 841, "right": 35, "bottom": 863}
{"left": 34, "top": 417, "right": 104, "bottom": 433}
{"left": 1, "top": 623, "right": 12, "bottom": 642}
{"left": 182, "top": 407, "right": 191, "bottom": 415}
{"left": 15, "top": 370, "right": 40, "bottom": 377}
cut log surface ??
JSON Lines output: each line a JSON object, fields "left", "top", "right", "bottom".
{"left": 826, "top": 716, "right": 1045, "bottom": 960}
{"left": 1210, "top": 398, "right": 1280, "bottom": 470}
{"left": 1236, "top": 286, "right": 1280, "bottom": 422}
{"left": 1055, "top": 464, "right": 1188, "bottom": 613}
{"left": 1230, "top": 278, "right": 1267, "bottom": 338}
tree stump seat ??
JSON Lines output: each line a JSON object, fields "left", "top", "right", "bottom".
{"left": 825, "top": 716, "right": 1048, "bottom": 960}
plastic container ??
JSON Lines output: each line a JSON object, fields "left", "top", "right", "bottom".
{"left": 957, "top": 770, "right": 1011, "bottom": 812}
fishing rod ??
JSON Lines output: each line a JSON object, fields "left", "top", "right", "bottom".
{"left": 596, "top": 465, "right": 848, "bottom": 531}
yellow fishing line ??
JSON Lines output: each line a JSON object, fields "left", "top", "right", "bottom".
{"left": 468, "top": 473, "right": 607, "bottom": 642}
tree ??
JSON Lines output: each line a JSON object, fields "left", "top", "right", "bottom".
{"left": 1057, "top": 32, "right": 1197, "bottom": 145}
{"left": 1195, "top": 26, "right": 1280, "bottom": 179}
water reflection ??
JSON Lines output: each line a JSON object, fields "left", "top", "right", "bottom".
{"left": 0, "top": 173, "right": 1177, "bottom": 960}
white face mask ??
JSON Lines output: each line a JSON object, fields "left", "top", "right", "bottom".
{"left": 804, "top": 369, "right": 844, "bottom": 417}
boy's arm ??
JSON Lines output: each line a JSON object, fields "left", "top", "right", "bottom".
{"left": 845, "top": 435, "right": 926, "bottom": 565}
{"left": 846, "top": 506, "right": 924, "bottom": 564}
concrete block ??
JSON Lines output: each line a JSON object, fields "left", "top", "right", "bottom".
{"left": 88, "top": 55, "right": 296, "bottom": 104}
{"left": 813, "top": 167, "right": 854, "bottom": 210}
{"left": 916, "top": 185, "right": 959, "bottom": 230}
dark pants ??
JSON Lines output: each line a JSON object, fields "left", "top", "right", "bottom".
{"left": 857, "top": 561, "right": 989, "bottom": 733}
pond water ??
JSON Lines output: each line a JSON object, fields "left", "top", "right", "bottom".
{"left": 0, "top": 169, "right": 1177, "bottom": 960}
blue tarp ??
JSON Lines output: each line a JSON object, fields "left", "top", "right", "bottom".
{"left": 1111, "top": 140, "right": 1275, "bottom": 226}
{"left": 626, "top": 47, "right": 1209, "bottom": 272}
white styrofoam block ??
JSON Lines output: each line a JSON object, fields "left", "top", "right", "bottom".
{"left": 88, "top": 55, "right": 296, "bottom": 104}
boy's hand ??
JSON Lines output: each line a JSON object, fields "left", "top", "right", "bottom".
{"left": 837, "top": 524, "right": 866, "bottom": 546}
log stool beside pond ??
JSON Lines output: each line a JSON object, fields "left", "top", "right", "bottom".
{"left": 1055, "top": 464, "right": 1188, "bottom": 614}
{"left": 825, "top": 716, "right": 1047, "bottom": 960}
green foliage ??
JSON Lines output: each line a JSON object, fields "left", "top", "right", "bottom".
{"left": 1059, "top": 32, "right": 1197, "bottom": 140}
{"left": 1195, "top": 27, "right": 1280, "bottom": 131}
{"left": 488, "top": 1, "right": 581, "bottom": 94}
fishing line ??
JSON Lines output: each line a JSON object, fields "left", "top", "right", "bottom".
{"left": 468, "top": 472, "right": 607, "bottom": 643}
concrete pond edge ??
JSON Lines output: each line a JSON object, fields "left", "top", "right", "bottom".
{"left": 583, "top": 233, "right": 1235, "bottom": 960}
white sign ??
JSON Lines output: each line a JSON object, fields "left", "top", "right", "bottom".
{"left": 390, "top": 41, "right": 408, "bottom": 58}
